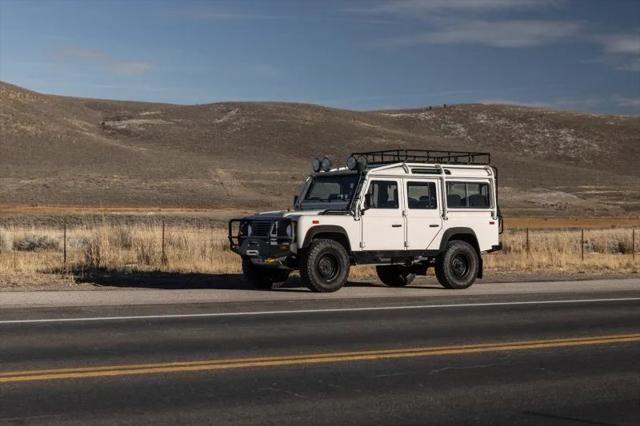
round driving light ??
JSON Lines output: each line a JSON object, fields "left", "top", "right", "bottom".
{"left": 346, "top": 156, "right": 357, "bottom": 170}
{"left": 357, "top": 155, "right": 367, "bottom": 170}
{"left": 320, "top": 157, "right": 332, "bottom": 171}
{"left": 312, "top": 158, "right": 321, "bottom": 172}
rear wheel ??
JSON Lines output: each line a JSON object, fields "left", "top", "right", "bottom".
{"left": 435, "top": 240, "right": 479, "bottom": 289}
{"left": 300, "top": 239, "right": 350, "bottom": 292}
{"left": 376, "top": 265, "right": 416, "bottom": 287}
{"left": 242, "top": 258, "right": 290, "bottom": 289}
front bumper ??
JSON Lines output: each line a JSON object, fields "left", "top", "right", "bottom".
{"left": 228, "top": 219, "right": 296, "bottom": 265}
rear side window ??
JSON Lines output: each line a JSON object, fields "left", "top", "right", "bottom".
{"left": 368, "top": 181, "right": 399, "bottom": 209}
{"left": 407, "top": 182, "right": 437, "bottom": 209}
{"left": 446, "top": 182, "right": 490, "bottom": 208}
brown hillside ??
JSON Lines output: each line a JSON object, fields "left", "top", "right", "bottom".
{"left": 1, "top": 81, "right": 639, "bottom": 215}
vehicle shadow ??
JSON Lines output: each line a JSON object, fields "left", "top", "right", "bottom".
{"left": 56, "top": 267, "right": 444, "bottom": 291}
{"left": 61, "top": 267, "right": 254, "bottom": 290}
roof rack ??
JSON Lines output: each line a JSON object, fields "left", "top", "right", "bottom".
{"left": 350, "top": 149, "right": 491, "bottom": 166}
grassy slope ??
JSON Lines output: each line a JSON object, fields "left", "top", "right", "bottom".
{"left": 1, "top": 81, "right": 639, "bottom": 215}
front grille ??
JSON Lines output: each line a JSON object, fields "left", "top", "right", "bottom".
{"left": 251, "top": 220, "right": 273, "bottom": 237}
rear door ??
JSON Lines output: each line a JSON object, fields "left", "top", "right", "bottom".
{"left": 361, "top": 179, "right": 405, "bottom": 251}
{"left": 404, "top": 179, "right": 442, "bottom": 250}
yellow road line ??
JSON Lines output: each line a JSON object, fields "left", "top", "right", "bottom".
{"left": 1, "top": 333, "right": 639, "bottom": 384}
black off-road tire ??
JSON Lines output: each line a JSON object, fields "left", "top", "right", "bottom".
{"left": 376, "top": 265, "right": 416, "bottom": 287}
{"left": 242, "top": 258, "right": 290, "bottom": 290}
{"left": 435, "top": 240, "right": 479, "bottom": 289}
{"left": 300, "top": 239, "right": 350, "bottom": 293}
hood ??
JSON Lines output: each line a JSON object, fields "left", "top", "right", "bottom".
{"left": 243, "top": 210, "right": 325, "bottom": 221}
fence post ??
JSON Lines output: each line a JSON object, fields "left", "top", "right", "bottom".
{"left": 581, "top": 228, "right": 584, "bottom": 261}
{"left": 161, "top": 220, "right": 167, "bottom": 266}
{"left": 633, "top": 228, "right": 636, "bottom": 262}
{"left": 63, "top": 220, "right": 67, "bottom": 271}
{"left": 526, "top": 228, "right": 530, "bottom": 256}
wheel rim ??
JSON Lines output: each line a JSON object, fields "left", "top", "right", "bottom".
{"left": 451, "top": 254, "right": 470, "bottom": 279}
{"left": 317, "top": 253, "right": 339, "bottom": 281}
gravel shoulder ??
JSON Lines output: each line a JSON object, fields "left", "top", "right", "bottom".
{"left": 1, "top": 271, "right": 638, "bottom": 293}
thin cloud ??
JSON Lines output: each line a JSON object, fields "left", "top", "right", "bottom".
{"left": 594, "top": 32, "right": 640, "bottom": 72}
{"left": 597, "top": 33, "right": 640, "bottom": 55}
{"left": 109, "top": 62, "right": 151, "bottom": 76}
{"left": 369, "top": 0, "right": 565, "bottom": 16}
{"left": 384, "top": 20, "right": 582, "bottom": 48}
{"left": 53, "top": 47, "right": 151, "bottom": 76}
{"left": 483, "top": 95, "right": 640, "bottom": 114}
{"left": 162, "top": 6, "right": 283, "bottom": 21}
{"left": 174, "top": 11, "right": 281, "bottom": 20}
{"left": 614, "top": 96, "right": 640, "bottom": 108}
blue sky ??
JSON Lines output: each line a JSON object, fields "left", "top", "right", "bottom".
{"left": 0, "top": 0, "right": 638, "bottom": 114}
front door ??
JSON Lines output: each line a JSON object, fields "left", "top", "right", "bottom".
{"left": 404, "top": 179, "right": 442, "bottom": 250}
{"left": 361, "top": 179, "right": 405, "bottom": 251}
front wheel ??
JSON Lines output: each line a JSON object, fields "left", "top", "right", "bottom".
{"left": 435, "top": 240, "right": 479, "bottom": 289}
{"left": 242, "top": 258, "right": 290, "bottom": 289}
{"left": 300, "top": 239, "right": 350, "bottom": 292}
{"left": 376, "top": 265, "right": 416, "bottom": 287}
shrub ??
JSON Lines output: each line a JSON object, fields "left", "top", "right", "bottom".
{"left": 109, "top": 226, "right": 133, "bottom": 249}
{"left": 13, "top": 235, "right": 60, "bottom": 252}
{"left": 82, "top": 236, "right": 103, "bottom": 268}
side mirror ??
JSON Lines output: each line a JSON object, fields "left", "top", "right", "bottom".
{"left": 293, "top": 195, "right": 299, "bottom": 209}
{"left": 361, "top": 193, "right": 372, "bottom": 213}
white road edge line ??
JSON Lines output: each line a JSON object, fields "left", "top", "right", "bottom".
{"left": 1, "top": 297, "right": 639, "bottom": 325}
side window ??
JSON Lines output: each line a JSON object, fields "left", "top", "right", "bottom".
{"left": 446, "top": 182, "right": 490, "bottom": 208}
{"left": 407, "top": 182, "right": 437, "bottom": 209}
{"left": 368, "top": 181, "right": 399, "bottom": 209}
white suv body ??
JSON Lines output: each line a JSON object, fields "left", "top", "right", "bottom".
{"left": 229, "top": 150, "right": 502, "bottom": 292}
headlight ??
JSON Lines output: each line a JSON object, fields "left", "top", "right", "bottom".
{"left": 285, "top": 223, "right": 294, "bottom": 238}
{"left": 247, "top": 224, "right": 253, "bottom": 236}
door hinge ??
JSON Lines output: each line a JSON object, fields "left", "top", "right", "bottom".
{"left": 360, "top": 241, "right": 366, "bottom": 249}
{"left": 404, "top": 241, "right": 409, "bottom": 248}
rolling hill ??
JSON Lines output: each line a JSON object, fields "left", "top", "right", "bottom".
{"left": 1, "top": 81, "right": 639, "bottom": 216}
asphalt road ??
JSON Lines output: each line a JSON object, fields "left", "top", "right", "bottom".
{"left": 1, "top": 279, "right": 639, "bottom": 425}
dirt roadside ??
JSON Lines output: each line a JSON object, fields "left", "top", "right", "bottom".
{"left": 1, "top": 271, "right": 637, "bottom": 292}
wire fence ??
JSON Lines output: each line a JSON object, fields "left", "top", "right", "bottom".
{"left": 0, "top": 221, "right": 637, "bottom": 274}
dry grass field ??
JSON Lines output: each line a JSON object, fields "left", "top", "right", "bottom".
{"left": 0, "top": 220, "right": 637, "bottom": 288}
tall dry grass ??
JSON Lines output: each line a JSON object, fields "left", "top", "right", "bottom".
{"left": 484, "top": 228, "right": 638, "bottom": 272}
{"left": 0, "top": 222, "right": 637, "bottom": 276}
{"left": 0, "top": 223, "right": 239, "bottom": 275}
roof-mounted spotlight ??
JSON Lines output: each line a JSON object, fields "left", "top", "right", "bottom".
{"left": 312, "top": 158, "right": 321, "bottom": 173}
{"left": 346, "top": 155, "right": 367, "bottom": 171}
{"left": 346, "top": 156, "right": 358, "bottom": 170}
{"left": 320, "top": 157, "right": 332, "bottom": 172}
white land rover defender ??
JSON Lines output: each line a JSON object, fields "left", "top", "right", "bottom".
{"left": 229, "top": 149, "right": 502, "bottom": 292}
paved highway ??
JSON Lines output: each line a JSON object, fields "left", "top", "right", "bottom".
{"left": 0, "top": 279, "right": 639, "bottom": 425}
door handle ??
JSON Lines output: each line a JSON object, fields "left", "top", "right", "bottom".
{"left": 429, "top": 224, "right": 440, "bottom": 228}
{"left": 392, "top": 224, "right": 402, "bottom": 228}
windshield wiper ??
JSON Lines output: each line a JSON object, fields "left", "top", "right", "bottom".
{"left": 319, "top": 208, "right": 352, "bottom": 215}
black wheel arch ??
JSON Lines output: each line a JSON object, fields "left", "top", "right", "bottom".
{"left": 302, "top": 225, "right": 352, "bottom": 253}
{"left": 439, "top": 227, "right": 483, "bottom": 278}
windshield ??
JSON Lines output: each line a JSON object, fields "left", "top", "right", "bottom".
{"left": 299, "top": 173, "right": 360, "bottom": 210}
